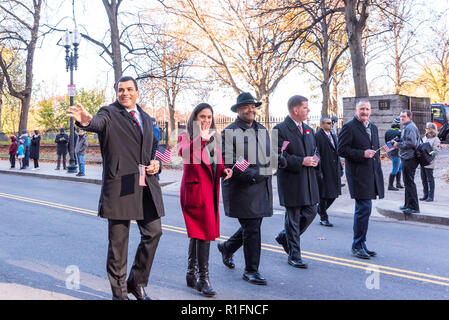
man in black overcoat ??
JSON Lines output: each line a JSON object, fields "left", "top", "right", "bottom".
{"left": 337, "top": 99, "right": 384, "bottom": 260}
{"left": 315, "top": 116, "right": 342, "bottom": 227}
{"left": 218, "top": 92, "right": 273, "bottom": 285}
{"left": 274, "top": 95, "right": 319, "bottom": 269}
{"left": 68, "top": 76, "right": 165, "bottom": 300}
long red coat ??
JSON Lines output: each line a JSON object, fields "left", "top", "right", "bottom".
{"left": 178, "top": 132, "right": 225, "bottom": 241}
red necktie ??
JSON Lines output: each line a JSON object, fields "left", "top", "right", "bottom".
{"left": 129, "top": 110, "right": 142, "bottom": 130}
{"left": 298, "top": 123, "right": 303, "bottom": 135}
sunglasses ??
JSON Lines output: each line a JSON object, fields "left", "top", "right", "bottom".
{"left": 324, "top": 122, "right": 332, "bottom": 125}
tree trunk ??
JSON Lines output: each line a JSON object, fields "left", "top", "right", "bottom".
{"left": 344, "top": 0, "right": 369, "bottom": 97}
{"left": 258, "top": 90, "right": 270, "bottom": 128}
{"left": 102, "top": 0, "right": 123, "bottom": 84}
{"left": 17, "top": 0, "right": 41, "bottom": 132}
{"left": 331, "top": 77, "right": 339, "bottom": 115}
{"left": 168, "top": 103, "right": 176, "bottom": 135}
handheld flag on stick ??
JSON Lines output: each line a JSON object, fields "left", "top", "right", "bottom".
{"left": 155, "top": 145, "right": 172, "bottom": 164}
{"left": 281, "top": 141, "right": 290, "bottom": 153}
{"left": 232, "top": 156, "right": 250, "bottom": 172}
{"left": 382, "top": 144, "right": 395, "bottom": 153}
{"left": 138, "top": 164, "right": 147, "bottom": 186}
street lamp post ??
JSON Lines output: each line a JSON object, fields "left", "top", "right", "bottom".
{"left": 61, "top": 29, "right": 81, "bottom": 174}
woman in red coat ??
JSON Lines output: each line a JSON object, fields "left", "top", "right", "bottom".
{"left": 178, "top": 103, "right": 232, "bottom": 297}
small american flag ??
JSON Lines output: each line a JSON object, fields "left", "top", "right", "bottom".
{"left": 382, "top": 144, "right": 395, "bottom": 153}
{"left": 155, "top": 146, "right": 172, "bottom": 164}
{"left": 234, "top": 156, "right": 250, "bottom": 172}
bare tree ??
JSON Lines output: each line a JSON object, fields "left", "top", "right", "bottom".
{"left": 158, "top": 0, "right": 311, "bottom": 119}
{"left": 0, "top": 0, "right": 46, "bottom": 131}
{"left": 377, "top": 0, "right": 424, "bottom": 94}
{"left": 301, "top": 0, "right": 349, "bottom": 117}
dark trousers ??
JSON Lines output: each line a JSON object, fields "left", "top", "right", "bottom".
{"left": 9, "top": 154, "right": 15, "bottom": 168}
{"left": 24, "top": 149, "right": 30, "bottom": 167}
{"left": 33, "top": 158, "right": 39, "bottom": 168}
{"left": 353, "top": 199, "right": 372, "bottom": 249}
{"left": 282, "top": 206, "right": 317, "bottom": 260}
{"left": 224, "top": 218, "right": 262, "bottom": 273}
{"left": 57, "top": 152, "right": 67, "bottom": 169}
{"left": 318, "top": 198, "right": 336, "bottom": 221}
{"left": 420, "top": 166, "right": 434, "bottom": 199}
{"left": 402, "top": 157, "right": 419, "bottom": 211}
{"left": 107, "top": 216, "right": 162, "bottom": 299}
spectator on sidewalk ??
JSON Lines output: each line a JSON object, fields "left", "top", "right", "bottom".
{"left": 419, "top": 122, "right": 440, "bottom": 202}
{"left": 8, "top": 136, "right": 18, "bottom": 169}
{"left": 75, "top": 129, "right": 88, "bottom": 176}
{"left": 16, "top": 139, "right": 25, "bottom": 169}
{"left": 393, "top": 110, "right": 421, "bottom": 215}
{"left": 55, "top": 128, "right": 69, "bottom": 170}
{"left": 385, "top": 117, "right": 403, "bottom": 191}
{"left": 30, "top": 130, "right": 41, "bottom": 170}
{"left": 19, "top": 130, "right": 30, "bottom": 168}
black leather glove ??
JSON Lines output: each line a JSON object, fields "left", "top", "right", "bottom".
{"left": 278, "top": 154, "right": 287, "bottom": 169}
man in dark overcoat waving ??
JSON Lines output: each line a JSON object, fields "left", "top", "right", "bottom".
{"left": 274, "top": 95, "right": 319, "bottom": 269}
{"left": 68, "top": 76, "right": 165, "bottom": 300}
{"left": 337, "top": 99, "right": 384, "bottom": 260}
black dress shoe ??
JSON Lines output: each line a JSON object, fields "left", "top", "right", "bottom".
{"left": 242, "top": 271, "right": 267, "bottom": 285}
{"left": 400, "top": 205, "right": 408, "bottom": 211}
{"left": 419, "top": 196, "right": 428, "bottom": 201}
{"left": 288, "top": 258, "right": 308, "bottom": 269}
{"left": 127, "top": 284, "right": 152, "bottom": 300}
{"left": 319, "top": 220, "right": 333, "bottom": 227}
{"left": 425, "top": 198, "right": 434, "bottom": 202}
{"left": 362, "top": 245, "right": 377, "bottom": 257}
{"left": 352, "top": 248, "right": 370, "bottom": 259}
{"left": 275, "top": 233, "right": 289, "bottom": 254}
{"left": 217, "top": 242, "right": 235, "bottom": 269}
{"left": 403, "top": 208, "right": 419, "bottom": 215}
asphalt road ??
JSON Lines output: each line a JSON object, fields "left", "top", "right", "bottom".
{"left": 0, "top": 173, "right": 449, "bottom": 300}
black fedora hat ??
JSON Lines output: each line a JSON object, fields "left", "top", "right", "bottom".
{"left": 231, "top": 92, "right": 262, "bottom": 112}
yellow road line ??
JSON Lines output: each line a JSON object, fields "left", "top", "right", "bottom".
{"left": 1, "top": 192, "right": 449, "bottom": 287}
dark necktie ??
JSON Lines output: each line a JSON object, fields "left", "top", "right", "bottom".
{"left": 328, "top": 133, "right": 335, "bottom": 148}
{"left": 129, "top": 110, "right": 142, "bottom": 131}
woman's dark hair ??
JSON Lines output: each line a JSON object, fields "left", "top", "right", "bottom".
{"left": 187, "top": 103, "right": 216, "bottom": 139}
{"left": 34, "top": 129, "right": 39, "bottom": 135}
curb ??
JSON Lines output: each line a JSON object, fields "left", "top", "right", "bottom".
{"left": 376, "top": 206, "right": 449, "bottom": 226}
{"left": 0, "top": 169, "right": 175, "bottom": 188}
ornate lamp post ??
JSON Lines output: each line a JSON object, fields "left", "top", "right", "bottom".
{"left": 60, "top": 29, "right": 81, "bottom": 173}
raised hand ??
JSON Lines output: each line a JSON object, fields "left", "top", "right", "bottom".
{"left": 68, "top": 103, "right": 93, "bottom": 126}
{"left": 223, "top": 168, "right": 233, "bottom": 180}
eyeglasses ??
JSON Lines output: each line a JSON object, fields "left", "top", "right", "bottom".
{"left": 324, "top": 122, "right": 332, "bottom": 125}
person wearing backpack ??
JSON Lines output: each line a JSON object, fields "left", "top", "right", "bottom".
{"left": 419, "top": 122, "right": 440, "bottom": 202}
{"left": 393, "top": 110, "right": 421, "bottom": 214}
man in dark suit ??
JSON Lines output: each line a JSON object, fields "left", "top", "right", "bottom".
{"left": 315, "top": 116, "right": 342, "bottom": 227}
{"left": 219, "top": 92, "right": 273, "bottom": 285}
{"left": 337, "top": 99, "right": 384, "bottom": 260}
{"left": 274, "top": 95, "right": 319, "bottom": 269}
{"left": 68, "top": 76, "right": 165, "bottom": 300}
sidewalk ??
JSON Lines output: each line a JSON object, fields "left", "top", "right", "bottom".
{"left": 1, "top": 151, "right": 449, "bottom": 226}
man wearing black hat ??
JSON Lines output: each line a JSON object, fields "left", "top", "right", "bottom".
{"left": 274, "top": 95, "right": 319, "bottom": 269}
{"left": 55, "top": 128, "right": 69, "bottom": 170}
{"left": 218, "top": 92, "right": 273, "bottom": 285}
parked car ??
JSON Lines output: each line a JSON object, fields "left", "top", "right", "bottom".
{"left": 431, "top": 103, "right": 449, "bottom": 142}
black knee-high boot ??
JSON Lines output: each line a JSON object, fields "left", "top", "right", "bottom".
{"left": 186, "top": 238, "right": 198, "bottom": 288}
{"left": 396, "top": 172, "right": 404, "bottom": 188}
{"left": 196, "top": 240, "right": 216, "bottom": 297}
